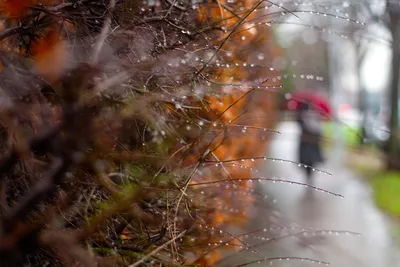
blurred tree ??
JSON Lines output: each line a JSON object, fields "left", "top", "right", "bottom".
{"left": 364, "top": 0, "right": 400, "bottom": 167}
{"left": 385, "top": 1, "right": 400, "bottom": 168}
{"left": 348, "top": 1, "right": 374, "bottom": 145}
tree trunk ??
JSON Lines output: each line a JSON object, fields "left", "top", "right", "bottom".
{"left": 359, "top": 87, "right": 367, "bottom": 145}
{"left": 386, "top": 6, "right": 400, "bottom": 169}
{"left": 357, "top": 49, "right": 368, "bottom": 145}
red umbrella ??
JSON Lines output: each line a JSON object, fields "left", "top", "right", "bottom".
{"left": 286, "top": 90, "right": 331, "bottom": 118}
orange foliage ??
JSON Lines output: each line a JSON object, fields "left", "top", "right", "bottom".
{"left": 29, "top": 27, "right": 68, "bottom": 83}
{"left": 0, "top": 0, "right": 34, "bottom": 19}
{"left": 0, "top": 1, "right": 70, "bottom": 82}
{"left": 0, "top": 0, "right": 57, "bottom": 19}
{"left": 187, "top": 0, "right": 282, "bottom": 265}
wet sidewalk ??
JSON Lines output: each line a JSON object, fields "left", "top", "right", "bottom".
{"left": 258, "top": 121, "right": 400, "bottom": 267}
{"left": 220, "top": 121, "right": 400, "bottom": 267}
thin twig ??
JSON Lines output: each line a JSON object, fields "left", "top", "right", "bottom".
{"left": 128, "top": 230, "right": 186, "bottom": 267}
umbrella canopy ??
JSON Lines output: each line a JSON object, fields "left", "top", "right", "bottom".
{"left": 286, "top": 90, "right": 331, "bottom": 117}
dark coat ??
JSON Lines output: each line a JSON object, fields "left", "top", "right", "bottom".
{"left": 296, "top": 105, "right": 324, "bottom": 166}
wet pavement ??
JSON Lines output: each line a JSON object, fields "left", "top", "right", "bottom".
{"left": 219, "top": 121, "right": 400, "bottom": 267}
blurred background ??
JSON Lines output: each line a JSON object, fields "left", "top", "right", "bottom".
{"left": 238, "top": 1, "right": 400, "bottom": 266}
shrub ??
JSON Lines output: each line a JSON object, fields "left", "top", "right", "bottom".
{"left": 0, "top": 0, "right": 281, "bottom": 266}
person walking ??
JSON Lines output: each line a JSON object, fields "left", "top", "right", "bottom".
{"left": 296, "top": 102, "right": 324, "bottom": 184}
